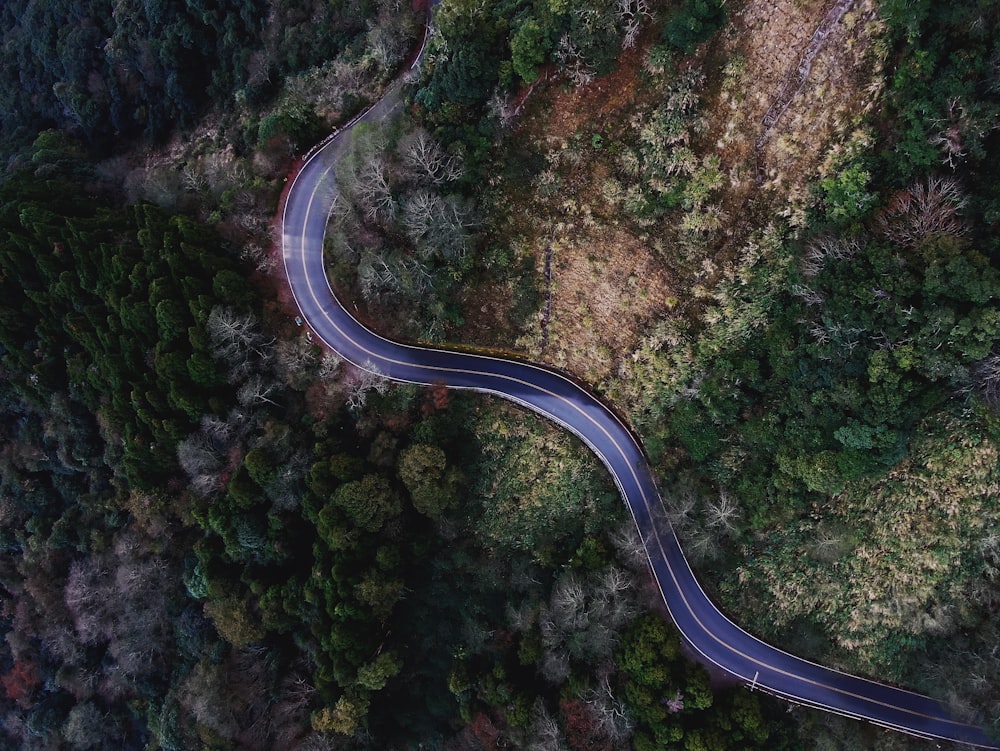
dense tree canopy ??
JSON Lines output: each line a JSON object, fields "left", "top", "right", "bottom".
{"left": 4, "top": 0, "right": 998, "bottom": 746}
{"left": 0, "top": 153, "right": 254, "bottom": 488}
{"left": 0, "top": 0, "right": 377, "bottom": 152}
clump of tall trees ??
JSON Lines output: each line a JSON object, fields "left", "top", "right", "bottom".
{"left": 0, "top": 137, "right": 255, "bottom": 489}
{"left": 414, "top": 0, "right": 662, "bottom": 160}
{"left": 0, "top": 148, "right": 305, "bottom": 748}
{"left": 645, "top": 0, "right": 1000, "bottom": 518}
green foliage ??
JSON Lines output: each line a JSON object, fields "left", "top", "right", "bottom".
{"left": 618, "top": 615, "right": 780, "bottom": 750}
{"left": 255, "top": 105, "right": 325, "bottom": 151}
{"left": 0, "top": 0, "right": 375, "bottom": 151}
{"left": 398, "top": 443, "right": 460, "bottom": 518}
{"left": 670, "top": 399, "right": 722, "bottom": 462}
{"left": 470, "top": 402, "right": 621, "bottom": 559}
{"left": 204, "top": 593, "right": 266, "bottom": 648}
{"left": 660, "top": 0, "right": 728, "bottom": 55}
{"left": 0, "top": 171, "right": 251, "bottom": 488}
{"left": 312, "top": 694, "right": 370, "bottom": 735}
{"left": 510, "top": 19, "right": 549, "bottom": 84}
{"left": 415, "top": 0, "right": 507, "bottom": 112}
{"left": 613, "top": 67, "right": 708, "bottom": 227}
{"left": 661, "top": 204, "right": 1000, "bottom": 522}
{"left": 415, "top": 0, "right": 645, "bottom": 147}
{"left": 356, "top": 651, "right": 403, "bottom": 691}
{"left": 330, "top": 474, "right": 402, "bottom": 533}
{"left": 819, "top": 159, "right": 876, "bottom": 226}
{"left": 611, "top": 2, "right": 1000, "bottom": 732}
{"left": 878, "top": 0, "right": 1000, "bottom": 186}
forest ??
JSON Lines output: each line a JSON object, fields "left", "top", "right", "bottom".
{"left": 1, "top": 0, "right": 999, "bottom": 749}
{"left": 0, "top": 149, "right": 788, "bottom": 749}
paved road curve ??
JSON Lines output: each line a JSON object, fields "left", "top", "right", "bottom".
{"left": 280, "top": 24, "right": 999, "bottom": 751}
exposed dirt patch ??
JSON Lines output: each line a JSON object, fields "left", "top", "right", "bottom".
{"left": 530, "top": 50, "right": 645, "bottom": 143}
{"left": 465, "top": 34, "right": 680, "bottom": 390}
{"left": 457, "top": 274, "right": 531, "bottom": 354}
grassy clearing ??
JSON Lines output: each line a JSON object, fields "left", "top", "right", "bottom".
{"left": 716, "top": 411, "right": 1000, "bottom": 679}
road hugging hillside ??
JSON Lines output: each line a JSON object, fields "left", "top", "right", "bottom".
{"left": 279, "top": 12, "right": 999, "bottom": 749}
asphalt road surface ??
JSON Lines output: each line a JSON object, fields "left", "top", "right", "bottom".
{"left": 280, "top": 21, "right": 999, "bottom": 750}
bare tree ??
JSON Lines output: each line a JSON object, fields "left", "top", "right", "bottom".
{"left": 810, "top": 524, "right": 849, "bottom": 563}
{"left": 973, "top": 353, "right": 1000, "bottom": 407}
{"left": 584, "top": 673, "right": 634, "bottom": 743}
{"left": 615, "top": 0, "right": 652, "bottom": 49}
{"left": 684, "top": 527, "right": 721, "bottom": 565}
{"left": 609, "top": 521, "right": 648, "bottom": 571}
{"left": 41, "top": 623, "right": 84, "bottom": 666}
{"left": 876, "top": 176, "right": 967, "bottom": 248}
{"left": 704, "top": 488, "right": 741, "bottom": 536}
{"left": 65, "top": 538, "right": 175, "bottom": 690}
{"left": 136, "top": 165, "right": 183, "bottom": 208}
{"left": 65, "top": 558, "right": 114, "bottom": 644}
{"left": 790, "top": 283, "right": 826, "bottom": 307}
{"left": 178, "top": 660, "right": 239, "bottom": 739}
{"left": 661, "top": 487, "right": 697, "bottom": 532}
{"left": 240, "top": 243, "right": 276, "bottom": 274}
{"left": 401, "top": 189, "right": 442, "bottom": 249}
{"left": 177, "top": 432, "right": 225, "bottom": 493}
{"left": 808, "top": 321, "right": 831, "bottom": 346}
{"left": 402, "top": 191, "right": 476, "bottom": 264}
{"left": 63, "top": 700, "right": 110, "bottom": 750}
{"left": 527, "top": 699, "right": 568, "bottom": 751}
{"left": 366, "top": 19, "right": 408, "bottom": 73}
{"left": 343, "top": 361, "right": 389, "bottom": 411}
{"left": 276, "top": 336, "right": 319, "bottom": 390}
{"left": 359, "top": 250, "right": 404, "bottom": 300}
{"left": 507, "top": 602, "right": 537, "bottom": 633}
{"left": 801, "top": 235, "right": 860, "bottom": 278}
{"left": 207, "top": 307, "right": 272, "bottom": 382}
{"left": 357, "top": 157, "right": 395, "bottom": 222}
{"left": 318, "top": 351, "right": 343, "bottom": 380}
{"left": 537, "top": 566, "right": 637, "bottom": 677}
{"left": 800, "top": 242, "right": 827, "bottom": 278}
{"left": 399, "top": 128, "right": 463, "bottom": 185}
{"left": 181, "top": 161, "right": 208, "bottom": 193}
{"left": 555, "top": 34, "right": 595, "bottom": 86}
{"left": 488, "top": 87, "right": 517, "bottom": 127}
{"left": 237, "top": 375, "right": 282, "bottom": 408}
{"left": 550, "top": 574, "right": 588, "bottom": 631}
{"left": 294, "top": 733, "right": 337, "bottom": 751}
{"left": 201, "top": 149, "right": 249, "bottom": 196}
{"left": 262, "top": 450, "right": 310, "bottom": 512}
{"left": 598, "top": 566, "right": 634, "bottom": 601}
{"left": 927, "top": 98, "right": 969, "bottom": 168}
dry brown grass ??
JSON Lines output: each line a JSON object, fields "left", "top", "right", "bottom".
{"left": 520, "top": 226, "right": 675, "bottom": 388}
{"left": 706, "top": 0, "right": 887, "bottom": 227}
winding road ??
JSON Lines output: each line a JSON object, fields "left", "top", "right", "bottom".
{"left": 279, "top": 13, "right": 999, "bottom": 749}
